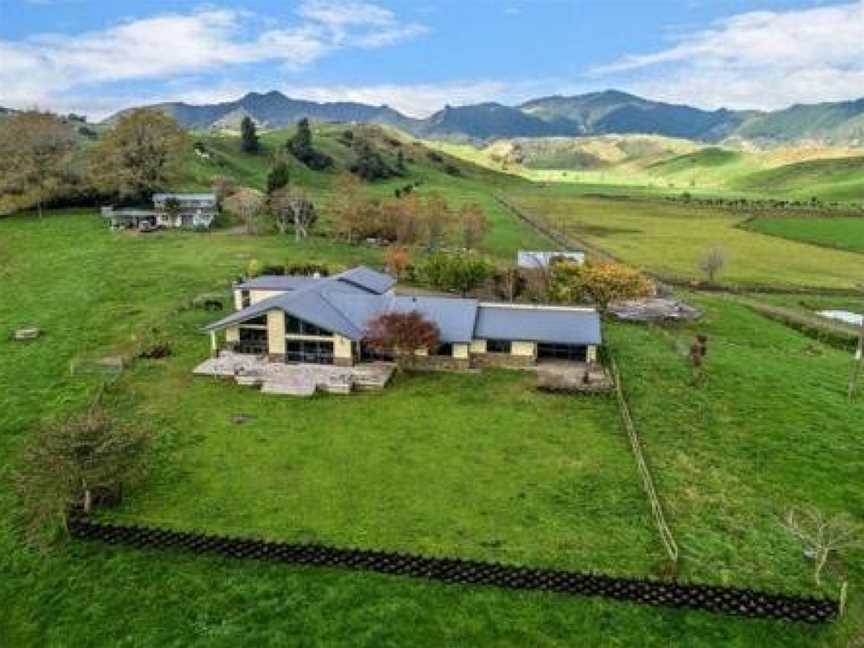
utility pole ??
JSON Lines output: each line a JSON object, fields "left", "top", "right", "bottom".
{"left": 848, "top": 285, "right": 864, "bottom": 402}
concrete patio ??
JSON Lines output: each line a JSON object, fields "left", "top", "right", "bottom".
{"left": 193, "top": 350, "right": 396, "bottom": 397}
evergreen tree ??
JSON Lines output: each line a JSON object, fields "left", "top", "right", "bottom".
{"left": 266, "top": 158, "right": 290, "bottom": 194}
{"left": 286, "top": 118, "right": 333, "bottom": 170}
{"left": 240, "top": 116, "right": 260, "bottom": 154}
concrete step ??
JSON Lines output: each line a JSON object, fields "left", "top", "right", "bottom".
{"left": 261, "top": 379, "right": 317, "bottom": 397}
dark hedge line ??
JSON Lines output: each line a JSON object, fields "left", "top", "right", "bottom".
{"left": 69, "top": 517, "right": 838, "bottom": 624}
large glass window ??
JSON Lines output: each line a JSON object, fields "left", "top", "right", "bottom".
{"left": 537, "top": 343, "right": 587, "bottom": 362}
{"left": 236, "top": 328, "right": 268, "bottom": 354}
{"left": 241, "top": 290, "right": 250, "bottom": 308}
{"left": 285, "top": 315, "right": 331, "bottom": 337}
{"left": 486, "top": 339, "right": 512, "bottom": 354}
{"left": 433, "top": 343, "right": 453, "bottom": 356}
{"left": 286, "top": 341, "right": 334, "bottom": 364}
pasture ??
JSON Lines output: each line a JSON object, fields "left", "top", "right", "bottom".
{"left": 503, "top": 186, "right": 864, "bottom": 289}
{"left": 745, "top": 215, "right": 864, "bottom": 253}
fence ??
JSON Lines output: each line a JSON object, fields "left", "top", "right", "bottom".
{"left": 68, "top": 516, "right": 837, "bottom": 624}
{"left": 609, "top": 357, "right": 679, "bottom": 564}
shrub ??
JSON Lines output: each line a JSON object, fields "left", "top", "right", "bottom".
{"left": 363, "top": 311, "right": 441, "bottom": 370}
{"left": 13, "top": 408, "right": 151, "bottom": 547}
{"left": 418, "top": 251, "right": 494, "bottom": 296}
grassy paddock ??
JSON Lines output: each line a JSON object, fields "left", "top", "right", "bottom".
{"left": 744, "top": 215, "right": 864, "bottom": 253}
{"left": 2, "top": 211, "right": 863, "bottom": 646}
{"left": 503, "top": 186, "right": 864, "bottom": 289}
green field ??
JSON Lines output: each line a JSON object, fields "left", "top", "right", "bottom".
{"left": 731, "top": 157, "right": 864, "bottom": 202}
{"left": 436, "top": 136, "right": 864, "bottom": 202}
{"left": 504, "top": 186, "right": 864, "bottom": 288}
{"left": 3, "top": 212, "right": 863, "bottom": 646}
{"left": 744, "top": 215, "right": 864, "bottom": 253}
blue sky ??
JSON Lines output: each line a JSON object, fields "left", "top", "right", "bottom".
{"left": 2, "top": 0, "right": 863, "bottom": 119}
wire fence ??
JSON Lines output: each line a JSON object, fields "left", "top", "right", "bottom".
{"left": 609, "top": 356, "right": 679, "bottom": 564}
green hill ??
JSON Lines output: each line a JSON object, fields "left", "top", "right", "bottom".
{"left": 730, "top": 156, "right": 864, "bottom": 201}
{"left": 176, "top": 123, "right": 547, "bottom": 258}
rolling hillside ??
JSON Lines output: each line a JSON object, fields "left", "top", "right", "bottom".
{"left": 175, "top": 122, "right": 548, "bottom": 258}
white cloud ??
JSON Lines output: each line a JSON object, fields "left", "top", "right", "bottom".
{"left": 589, "top": 0, "right": 864, "bottom": 109}
{"left": 285, "top": 81, "right": 515, "bottom": 117}
{"left": 1, "top": 3, "right": 428, "bottom": 114}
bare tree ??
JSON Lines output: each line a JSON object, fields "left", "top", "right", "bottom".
{"left": 270, "top": 188, "right": 317, "bottom": 241}
{"left": 699, "top": 246, "right": 727, "bottom": 282}
{"left": 224, "top": 188, "right": 265, "bottom": 235}
{"left": 0, "top": 111, "right": 77, "bottom": 218}
{"left": 459, "top": 203, "right": 489, "bottom": 250}
{"left": 781, "top": 507, "right": 861, "bottom": 586}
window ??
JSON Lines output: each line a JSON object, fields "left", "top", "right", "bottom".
{"left": 434, "top": 343, "right": 453, "bottom": 356}
{"left": 486, "top": 339, "right": 512, "bottom": 354}
{"left": 285, "top": 315, "right": 331, "bottom": 337}
{"left": 236, "top": 328, "right": 268, "bottom": 354}
{"left": 537, "top": 343, "right": 586, "bottom": 362}
{"left": 241, "top": 290, "right": 250, "bottom": 308}
{"left": 286, "top": 341, "right": 334, "bottom": 364}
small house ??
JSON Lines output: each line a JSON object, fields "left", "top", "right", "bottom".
{"left": 103, "top": 192, "right": 218, "bottom": 231}
{"left": 517, "top": 250, "right": 585, "bottom": 269}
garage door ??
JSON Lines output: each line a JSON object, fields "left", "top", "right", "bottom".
{"left": 537, "top": 343, "right": 587, "bottom": 361}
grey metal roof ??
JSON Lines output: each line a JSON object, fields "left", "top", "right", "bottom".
{"left": 335, "top": 266, "right": 395, "bottom": 294}
{"left": 153, "top": 192, "right": 217, "bottom": 202}
{"left": 474, "top": 304, "right": 601, "bottom": 345}
{"left": 235, "top": 276, "right": 322, "bottom": 291}
{"left": 204, "top": 266, "right": 601, "bottom": 347}
{"left": 391, "top": 295, "right": 477, "bottom": 343}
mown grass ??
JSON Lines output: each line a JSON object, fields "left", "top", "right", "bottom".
{"left": 744, "top": 215, "right": 864, "bottom": 253}
{"left": 504, "top": 185, "right": 864, "bottom": 289}
{"left": 2, "top": 212, "right": 862, "bottom": 646}
{"left": 101, "top": 333, "right": 655, "bottom": 574}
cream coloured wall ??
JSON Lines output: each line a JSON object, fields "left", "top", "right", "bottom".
{"left": 250, "top": 289, "right": 284, "bottom": 305}
{"left": 469, "top": 339, "right": 487, "bottom": 354}
{"left": 453, "top": 343, "right": 469, "bottom": 360}
{"left": 234, "top": 290, "right": 243, "bottom": 311}
{"left": 226, "top": 326, "right": 240, "bottom": 343}
{"left": 511, "top": 341, "right": 537, "bottom": 357}
{"left": 267, "top": 311, "right": 286, "bottom": 355}
{"left": 587, "top": 345, "right": 597, "bottom": 363}
{"left": 334, "top": 334, "right": 353, "bottom": 360}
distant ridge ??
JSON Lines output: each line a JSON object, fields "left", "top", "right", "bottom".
{"left": 102, "top": 90, "right": 864, "bottom": 145}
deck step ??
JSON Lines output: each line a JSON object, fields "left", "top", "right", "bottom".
{"left": 261, "top": 379, "right": 317, "bottom": 397}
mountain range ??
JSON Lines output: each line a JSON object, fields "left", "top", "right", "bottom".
{"left": 101, "top": 89, "right": 864, "bottom": 146}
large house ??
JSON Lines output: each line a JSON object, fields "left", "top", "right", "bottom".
{"left": 102, "top": 193, "right": 218, "bottom": 231}
{"left": 203, "top": 266, "right": 601, "bottom": 370}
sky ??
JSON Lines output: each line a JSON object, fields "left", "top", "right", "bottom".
{"left": 2, "top": 0, "right": 864, "bottom": 120}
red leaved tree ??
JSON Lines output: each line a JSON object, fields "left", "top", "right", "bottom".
{"left": 363, "top": 311, "right": 440, "bottom": 369}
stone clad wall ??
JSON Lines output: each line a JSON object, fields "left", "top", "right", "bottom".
{"left": 471, "top": 353, "right": 535, "bottom": 369}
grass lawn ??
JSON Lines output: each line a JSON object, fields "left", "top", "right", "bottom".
{"left": 102, "top": 326, "right": 656, "bottom": 573}
{"left": 744, "top": 215, "right": 864, "bottom": 254}
{"left": 2, "top": 211, "right": 863, "bottom": 646}
{"left": 503, "top": 186, "right": 864, "bottom": 289}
